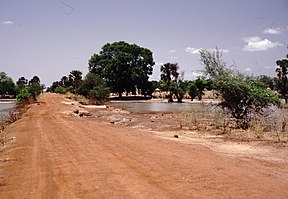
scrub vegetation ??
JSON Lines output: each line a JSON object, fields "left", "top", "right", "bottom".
{"left": 2, "top": 41, "right": 288, "bottom": 131}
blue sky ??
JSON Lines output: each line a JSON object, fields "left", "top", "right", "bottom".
{"left": 1, "top": 0, "right": 287, "bottom": 86}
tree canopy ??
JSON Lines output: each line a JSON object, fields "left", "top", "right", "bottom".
{"left": 88, "top": 41, "right": 155, "bottom": 97}
{"left": 0, "top": 72, "right": 16, "bottom": 97}
{"left": 200, "top": 49, "right": 279, "bottom": 129}
{"left": 160, "top": 63, "right": 186, "bottom": 103}
{"left": 275, "top": 54, "right": 288, "bottom": 103}
{"left": 77, "top": 72, "right": 110, "bottom": 103}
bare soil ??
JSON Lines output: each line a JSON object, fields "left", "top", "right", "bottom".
{"left": 1, "top": 93, "right": 288, "bottom": 198}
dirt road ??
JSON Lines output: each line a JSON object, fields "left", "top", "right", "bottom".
{"left": 1, "top": 93, "right": 288, "bottom": 198}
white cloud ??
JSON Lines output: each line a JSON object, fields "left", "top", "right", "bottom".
{"left": 263, "top": 27, "right": 282, "bottom": 34}
{"left": 169, "top": 49, "right": 176, "bottom": 53}
{"left": 2, "top": 20, "right": 14, "bottom": 25}
{"left": 191, "top": 71, "right": 203, "bottom": 77}
{"left": 245, "top": 67, "right": 252, "bottom": 71}
{"left": 217, "top": 49, "right": 230, "bottom": 53}
{"left": 185, "top": 47, "right": 229, "bottom": 55}
{"left": 185, "top": 71, "right": 204, "bottom": 79}
{"left": 185, "top": 47, "right": 202, "bottom": 54}
{"left": 243, "top": 36, "right": 283, "bottom": 52}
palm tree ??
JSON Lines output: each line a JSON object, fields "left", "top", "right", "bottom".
{"left": 160, "top": 63, "right": 179, "bottom": 102}
{"left": 69, "top": 70, "right": 82, "bottom": 92}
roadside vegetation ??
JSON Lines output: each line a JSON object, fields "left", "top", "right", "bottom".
{"left": 45, "top": 41, "right": 288, "bottom": 134}
{"left": 2, "top": 40, "right": 288, "bottom": 140}
{"left": 0, "top": 73, "right": 44, "bottom": 103}
{"left": 0, "top": 74, "right": 44, "bottom": 146}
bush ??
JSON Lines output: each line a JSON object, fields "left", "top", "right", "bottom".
{"left": 16, "top": 88, "right": 30, "bottom": 103}
{"left": 77, "top": 73, "right": 110, "bottom": 104}
{"left": 217, "top": 76, "right": 279, "bottom": 129}
{"left": 200, "top": 49, "right": 280, "bottom": 129}
{"left": 27, "top": 83, "right": 42, "bottom": 100}
{"left": 54, "top": 86, "right": 69, "bottom": 94}
{"left": 188, "top": 82, "right": 198, "bottom": 100}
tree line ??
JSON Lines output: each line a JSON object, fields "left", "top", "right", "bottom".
{"left": 47, "top": 70, "right": 109, "bottom": 104}
{"left": 2, "top": 41, "right": 288, "bottom": 128}
{"left": 0, "top": 73, "right": 44, "bottom": 103}
{"left": 47, "top": 41, "right": 288, "bottom": 129}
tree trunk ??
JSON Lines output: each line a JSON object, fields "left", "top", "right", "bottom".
{"left": 168, "top": 91, "right": 173, "bottom": 103}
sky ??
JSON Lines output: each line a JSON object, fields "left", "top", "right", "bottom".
{"left": 1, "top": 0, "right": 288, "bottom": 87}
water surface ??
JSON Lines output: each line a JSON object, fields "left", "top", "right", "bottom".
{"left": 110, "top": 101, "right": 209, "bottom": 113}
{"left": 0, "top": 100, "right": 16, "bottom": 122}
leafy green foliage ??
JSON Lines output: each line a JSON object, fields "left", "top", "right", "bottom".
{"left": 255, "top": 75, "right": 275, "bottom": 90}
{"left": 194, "top": 77, "right": 206, "bottom": 100}
{"left": 187, "top": 78, "right": 213, "bottom": 101}
{"left": 188, "top": 82, "right": 198, "bottom": 100}
{"left": 218, "top": 76, "right": 279, "bottom": 128}
{"left": 0, "top": 72, "right": 16, "bottom": 97}
{"left": 54, "top": 86, "right": 69, "bottom": 94}
{"left": 275, "top": 54, "right": 288, "bottom": 103}
{"left": 140, "top": 81, "right": 157, "bottom": 97}
{"left": 160, "top": 63, "right": 185, "bottom": 102}
{"left": 88, "top": 41, "right": 154, "bottom": 97}
{"left": 16, "top": 88, "right": 30, "bottom": 103}
{"left": 69, "top": 70, "right": 82, "bottom": 92}
{"left": 77, "top": 73, "right": 110, "bottom": 103}
{"left": 47, "top": 70, "right": 82, "bottom": 94}
{"left": 27, "top": 76, "right": 43, "bottom": 100}
{"left": 16, "top": 77, "right": 28, "bottom": 88}
{"left": 200, "top": 49, "right": 280, "bottom": 129}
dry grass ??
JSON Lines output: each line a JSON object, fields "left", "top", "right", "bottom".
{"left": 65, "top": 93, "right": 91, "bottom": 105}
{"left": 174, "top": 105, "right": 288, "bottom": 143}
{"left": 0, "top": 135, "right": 16, "bottom": 147}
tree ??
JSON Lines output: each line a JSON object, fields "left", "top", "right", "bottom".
{"left": 60, "top": 76, "right": 71, "bottom": 88}
{"left": 29, "top": 76, "right": 40, "bottom": 85}
{"left": 140, "top": 81, "right": 157, "bottom": 97}
{"left": 275, "top": 54, "right": 288, "bottom": 103}
{"left": 69, "top": 70, "right": 82, "bottom": 92}
{"left": 160, "top": 63, "right": 185, "bottom": 102}
{"left": 160, "top": 63, "right": 175, "bottom": 102}
{"left": 16, "top": 88, "right": 30, "bottom": 103}
{"left": 88, "top": 41, "right": 154, "bottom": 98}
{"left": 255, "top": 75, "right": 275, "bottom": 90}
{"left": 28, "top": 76, "right": 43, "bottom": 100}
{"left": 200, "top": 49, "right": 280, "bottom": 129}
{"left": 0, "top": 72, "right": 16, "bottom": 97}
{"left": 16, "top": 77, "right": 28, "bottom": 88}
{"left": 188, "top": 81, "right": 198, "bottom": 100}
{"left": 47, "top": 81, "right": 61, "bottom": 93}
{"left": 77, "top": 73, "right": 110, "bottom": 103}
{"left": 194, "top": 77, "right": 206, "bottom": 100}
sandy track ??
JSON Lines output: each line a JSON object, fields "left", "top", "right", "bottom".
{"left": 1, "top": 93, "right": 288, "bottom": 198}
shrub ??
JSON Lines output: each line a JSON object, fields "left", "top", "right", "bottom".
{"left": 54, "top": 86, "right": 69, "bottom": 94}
{"left": 16, "top": 88, "right": 30, "bottom": 103}
{"left": 77, "top": 73, "right": 110, "bottom": 104}
{"left": 200, "top": 49, "right": 280, "bottom": 129}
{"left": 217, "top": 76, "right": 279, "bottom": 129}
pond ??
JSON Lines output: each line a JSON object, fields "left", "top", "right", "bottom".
{"left": 110, "top": 101, "right": 215, "bottom": 113}
{"left": 0, "top": 100, "right": 17, "bottom": 122}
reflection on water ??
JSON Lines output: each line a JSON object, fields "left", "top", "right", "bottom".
{"left": 110, "top": 101, "right": 209, "bottom": 113}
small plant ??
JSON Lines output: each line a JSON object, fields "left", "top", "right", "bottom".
{"left": 16, "top": 88, "right": 30, "bottom": 103}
